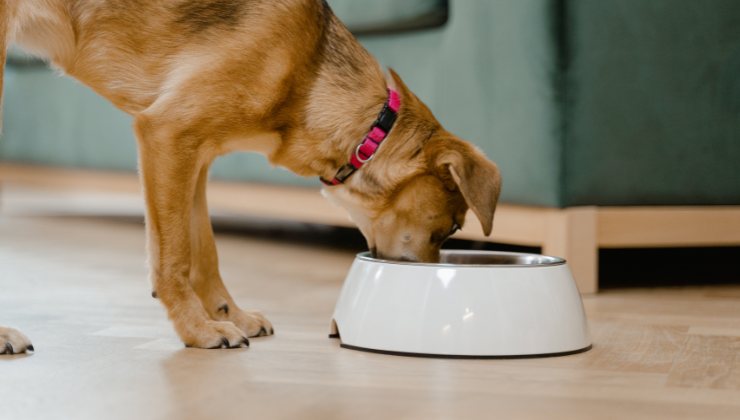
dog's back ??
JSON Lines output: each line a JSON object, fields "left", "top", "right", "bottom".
{"left": 4, "top": 0, "right": 338, "bottom": 115}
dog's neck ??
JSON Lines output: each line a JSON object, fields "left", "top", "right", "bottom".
{"left": 267, "top": 13, "right": 395, "bottom": 188}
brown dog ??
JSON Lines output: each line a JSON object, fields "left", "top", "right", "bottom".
{"left": 0, "top": 0, "right": 501, "bottom": 353}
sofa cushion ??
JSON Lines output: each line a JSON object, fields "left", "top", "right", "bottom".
{"left": 563, "top": 0, "right": 740, "bottom": 206}
{"left": 328, "top": 0, "right": 448, "bottom": 34}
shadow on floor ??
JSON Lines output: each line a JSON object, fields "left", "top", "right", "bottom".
{"left": 599, "top": 246, "right": 740, "bottom": 289}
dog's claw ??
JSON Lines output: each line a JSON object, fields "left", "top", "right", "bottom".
{"left": 3, "top": 342, "right": 13, "bottom": 355}
{"left": 207, "top": 337, "right": 230, "bottom": 349}
{"left": 257, "top": 326, "right": 274, "bottom": 337}
{"left": 241, "top": 337, "right": 250, "bottom": 348}
{"left": 26, "top": 344, "right": 34, "bottom": 353}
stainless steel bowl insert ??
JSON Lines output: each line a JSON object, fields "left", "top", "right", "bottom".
{"left": 356, "top": 250, "right": 566, "bottom": 267}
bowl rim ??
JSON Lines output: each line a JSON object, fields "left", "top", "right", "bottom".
{"left": 355, "top": 250, "right": 566, "bottom": 268}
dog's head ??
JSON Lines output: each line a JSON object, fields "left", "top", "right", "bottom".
{"left": 324, "top": 70, "right": 501, "bottom": 263}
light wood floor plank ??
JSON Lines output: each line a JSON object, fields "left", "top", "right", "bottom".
{"left": 667, "top": 335, "right": 740, "bottom": 390}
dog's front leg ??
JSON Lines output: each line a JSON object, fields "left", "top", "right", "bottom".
{"left": 135, "top": 116, "right": 248, "bottom": 349}
{"left": 189, "top": 165, "right": 274, "bottom": 338}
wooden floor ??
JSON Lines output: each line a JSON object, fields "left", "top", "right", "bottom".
{"left": 2, "top": 186, "right": 740, "bottom": 420}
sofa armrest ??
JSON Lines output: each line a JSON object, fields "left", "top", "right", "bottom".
{"left": 329, "top": 0, "right": 448, "bottom": 35}
{"left": 6, "top": 46, "right": 46, "bottom": 68}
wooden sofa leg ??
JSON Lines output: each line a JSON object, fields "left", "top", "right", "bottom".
{"left": 542, "top": 207, "right": 599, "bottom": 294}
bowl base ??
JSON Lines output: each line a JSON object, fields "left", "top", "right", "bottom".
{"left": 332, "top": 338, "right": 593, "bottom": 359}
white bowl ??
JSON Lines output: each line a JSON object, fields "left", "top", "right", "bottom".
{"left": 330, "top": 250, "right": 591, "bottom": 358}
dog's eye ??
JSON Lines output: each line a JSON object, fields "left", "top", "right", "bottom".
{"left": 431, "top": 223, "right": 461, "bottom": 244}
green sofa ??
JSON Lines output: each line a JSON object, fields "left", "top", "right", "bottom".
{"left": 3, "top": 0, "right": 738, "bottom": 206}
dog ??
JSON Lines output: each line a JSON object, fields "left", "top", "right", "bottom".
{"left": 0, "top": 0, "right": 501, "bottom": 353}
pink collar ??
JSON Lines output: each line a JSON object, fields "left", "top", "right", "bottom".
{"left": 320, "top": 88, "right": 401, "bottom": 186}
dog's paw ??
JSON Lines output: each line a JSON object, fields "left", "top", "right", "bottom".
{"left": 230, "top": 309, "right": 274, "bottom": 338}
{"left": 0, "top": 326, "right": 34, "bottom": 355}
{"left": 181, "top": 320, "right": 250, "bottom": 349}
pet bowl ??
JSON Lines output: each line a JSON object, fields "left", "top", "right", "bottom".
{"left": 330, "top": 250, "right": 591, "bottom": 358}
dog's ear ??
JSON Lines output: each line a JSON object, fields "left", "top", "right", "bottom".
{"left": 436, "top": 140, "right": 502, "bottom": 236}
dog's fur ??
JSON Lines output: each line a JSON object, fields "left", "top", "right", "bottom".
{"left": 0, "top": 0, "right": 501, "bottom": 352}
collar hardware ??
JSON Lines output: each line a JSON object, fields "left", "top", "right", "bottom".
{"left": 320, "top": 88, "right": 401, "bottom": 186}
